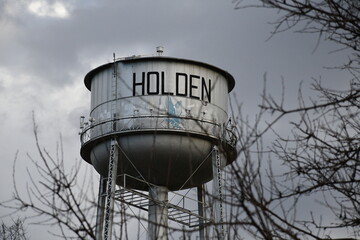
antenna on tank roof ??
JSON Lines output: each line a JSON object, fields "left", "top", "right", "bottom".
{"left": 156, "top": 46, "right": 164, "bottom": 56}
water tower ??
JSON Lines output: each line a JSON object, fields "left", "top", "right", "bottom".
{"left": 80, "top": 48, "right": 236, "bottom": 239}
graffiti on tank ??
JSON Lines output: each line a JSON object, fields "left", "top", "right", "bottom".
{"left": 166, "top": 98, "right": 183, "bottom": 129}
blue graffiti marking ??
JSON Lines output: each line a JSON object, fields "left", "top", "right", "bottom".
{"left": 167, "top": 98, "right": 183, "bottom": 129}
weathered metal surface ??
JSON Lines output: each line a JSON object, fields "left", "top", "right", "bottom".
{"left": 80, "top": 56, "right": 236, "bottom": 190}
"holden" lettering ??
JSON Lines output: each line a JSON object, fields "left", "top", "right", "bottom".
{"left": 133, "top": 71, "right": 211, "bottom": 103}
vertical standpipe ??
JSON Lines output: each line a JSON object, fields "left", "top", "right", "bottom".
{"left": 148, "top": 186, "right": 168, "bottom": 240}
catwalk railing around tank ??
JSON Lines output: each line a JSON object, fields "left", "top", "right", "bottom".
{"left": 80, "top": 114, "right": 236, "bottom": 148}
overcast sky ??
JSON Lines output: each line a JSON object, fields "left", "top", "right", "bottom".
{"left": 0, "top": 0, "right": 352, "bottom": 239}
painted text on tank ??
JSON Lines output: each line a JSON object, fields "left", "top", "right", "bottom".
{"left": 132, "top": 71, "right": 212, "bottom": 102}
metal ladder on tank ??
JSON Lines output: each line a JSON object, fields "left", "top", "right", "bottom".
{"left": 111, "top": 53, "right": 118, "bottom": 131}
{"left": 95, "top": 54, "right": 120, "bottom": 240}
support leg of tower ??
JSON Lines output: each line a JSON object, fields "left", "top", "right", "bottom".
{"left": 212, "top": 146, "right": 225, "bottom": 240}
{"left": 95, "top": 176, "right": 107, "bottom": 240}
{"left": 103, "top": 139, "right": 119, "bottom": 240}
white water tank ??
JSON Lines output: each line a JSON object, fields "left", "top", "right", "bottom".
{"left": 80, "top": 55, "right": 236, "bottom": 190}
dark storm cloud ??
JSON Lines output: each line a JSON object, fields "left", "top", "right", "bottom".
{"left": 0, "top": 0, "right": 349, "bottom": 90}
{"left": 0, "top": 0, "right": 245, "bottom": 88}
